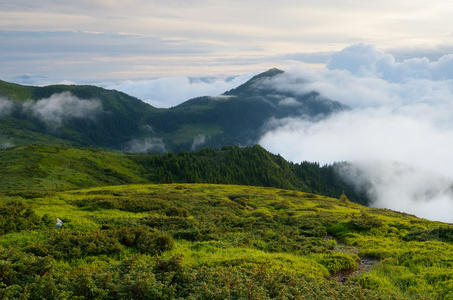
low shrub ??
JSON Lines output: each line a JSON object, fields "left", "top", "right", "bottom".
{"left": 317, "top": 252, "right": 359, "bottom": 275}
{"left": 115, "top": 226, "right": 174, "bottom": 255}
{"left": 403, "top": 227, "right": 453, "bottom": 243}
{"left": 0, "top": 201, "right": 53, "bottom": 235}
{"left": 24, "top": 230, "right": 124, "bottom": 259}
{"left": 349, "top": 215, "right": 383, "bottom": 231}
{"left": 355, "top": 273, "right": 396, "bottom": 295}
{"left": 164, "top": 206, "right": 189, "bottom": 217}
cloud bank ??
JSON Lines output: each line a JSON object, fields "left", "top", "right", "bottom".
{"left": 107, "top": 73, "right": 256, "bottom": 108}
{"left": 24, "top": 92, "right": 102, "bottom": 124}
{"left": 260, "top": 44, "right": 453, "bottom": 222}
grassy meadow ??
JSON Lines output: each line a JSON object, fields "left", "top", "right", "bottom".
{"left": 2, "top": 183, "right": 453, "bottom": 299}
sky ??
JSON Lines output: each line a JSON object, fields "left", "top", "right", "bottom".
{"left": 2, "top": 0, "right": 453, "bottom": 221}
{"left": 2, "top": 0, "right": 453, "bottom": 84}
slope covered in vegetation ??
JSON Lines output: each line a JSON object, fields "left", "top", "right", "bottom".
{"left": 1, "top": 183, "right": 452, "bottom": 299}
{"left": 0, "top": 68, "right": 348, "bottom": 152}
{"left": 0, "top": 144, "right": 366, "bottom": 205}
{"left": 0, "top": 80, "right": 158, "bottom": 149}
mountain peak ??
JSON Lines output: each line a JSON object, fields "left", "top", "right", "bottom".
{"left": 223, "top": 68, "right": 284, "bottom": 96}
{"left": 253, "top": 68, "right": 284, "bottom": 79}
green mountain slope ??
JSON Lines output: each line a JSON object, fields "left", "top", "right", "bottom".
{"left": 0, "top": 144, "right": 149, "bottom": 191}
{"left": 0, "top": 69, "right": 348, "bottom": 152}
{"left": 1, "top": 183, "right": 452, "bottom": 299}
{"left": 0, "top": 144, "right": 366, "bottom": 204}
{"left": 0, "top": 80, "right": 159, "bottom": 149}
{"left": 150, "top": 69, "right": 349, "bottom": 149}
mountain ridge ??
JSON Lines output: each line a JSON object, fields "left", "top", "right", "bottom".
{"left": 0, "top": 68, "right": 348, "bottom": 152}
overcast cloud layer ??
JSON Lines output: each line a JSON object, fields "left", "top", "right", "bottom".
{"left": 259, "top": 44, "right": 453, "bottom": 222}
{"left": 2, "top": 1, "right": 453, "bottom": 81}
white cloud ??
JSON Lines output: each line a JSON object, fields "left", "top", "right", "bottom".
{"left": 337, "top": 161, "right": 453, "bottom": 222}
{"left": 24, "top": 92, "right": 102, "bottom": 124}
{"left": 107, "top": 73, "right": 256, "bottom": 108}
{"left": 0, "top": 141, "right": 14, "bottom": 149}
{"left": 0, "top": 98, "right": 14, "bottom": 116}
{"left": 124, "top": 138, "right": 166, "bottom": 154}
{"left": 279, "top": 97, "right": 301, "bottom": 107}
{"left": 327, "top": 43, "right": 453, "bottom": 82}
{"left": 259, "top": 44, "right": 453, "bottom": 222}
{"left": 191, "top": 135, "right": 206, "bottom": 151}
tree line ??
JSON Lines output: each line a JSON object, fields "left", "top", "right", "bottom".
{"left": 129, "top": 144, "right": 368, "bottom": 205}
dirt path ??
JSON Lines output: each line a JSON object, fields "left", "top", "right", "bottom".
{"left": 325, "top": 235, "right": 380, "bottom": 284}
{"left": 333, "top": 256, "right": 379, "bottom": 284}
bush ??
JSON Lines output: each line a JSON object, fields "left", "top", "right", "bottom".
{"left": 0, "top": 201, "right": 53, "bottom": 235}
{"left": 164, "top": 206, "right": 189, "bottom": 217}
{"left": 0, "top": 248, "right": 54, "bottom": 286}
{"left": 356, "top": 273, "right": 396, "bottom": 295}
{"left": 25, "top": 230, "right": 124, "bottom": 259}
{"left": 403, "top": 227, "right": 453, "bottom": 243}
{"left": 318, "top": 253, "right": 359, "bottom": 275}
{"left": 349, "top": 215, "right": 383, "bottom": 231}
{"left": 115, "top": 227, "right": 174, "bottom": 255}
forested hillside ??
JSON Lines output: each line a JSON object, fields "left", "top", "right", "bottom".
{"left": 0, "top": 80, "right": 157, "bottom": 149}
{"left": 0, "top": 69, "right": 348, "bottom": 152}
{"left": 0, "top": 144, "right": 367, "bottom": 205}
{"left": 130, "top": 145, "right": 366, "bottom": 204}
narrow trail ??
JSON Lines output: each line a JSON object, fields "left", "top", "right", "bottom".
{"left": 333, "top": 256, "right": 379, "bottom": 284}
{"left": 325, "top": 235, "right": 380, "bottom": 284}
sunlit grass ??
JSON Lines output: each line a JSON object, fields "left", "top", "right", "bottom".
{"left": 1, "top": 183, "right": 453, "bottom": 299}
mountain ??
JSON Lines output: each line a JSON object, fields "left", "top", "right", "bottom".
{"left": 0, "top": 80, "right": 159, "bottom": 149}
{"left": 153, "top": 68, "right": 348, "bottom": 150}
{"left": 0, "top": 69, "right": 348, "bottom": 152}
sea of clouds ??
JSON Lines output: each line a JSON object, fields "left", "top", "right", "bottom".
{"left": 107, "top": 73, "right": 257, "bottom": 108}
{"left": 259, "top": 44, "right": 453, "bottom": 222}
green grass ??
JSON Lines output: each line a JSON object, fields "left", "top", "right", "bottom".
{"left": 1, "top": 183, "right": 452, "bottom": 298}
{"left": 0, "top": 144, "right": 149, "bottom": 191}
{"left": 0, "top": 144, "right": 365, "bottom": 207}
{"left": 0, "top": 79, "right": 34, "bottom": 101}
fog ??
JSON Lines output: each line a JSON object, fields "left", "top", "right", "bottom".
{"left": 0, "top": 98, "right": 14, "bottom": 116}
{"left": 107, "top": 73, "right": 256, "bottom": 108}
{"left": 24, "top": 92, "right": 102, "bottom": 124}
{"left": 191, "top": 135, "right": 207, "bottom": 151}
{"left": 124, "top": 138, "right": 167, "bottom": 154}
{"left": 259, "top": 44, "right": 453, "bottom": 222}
